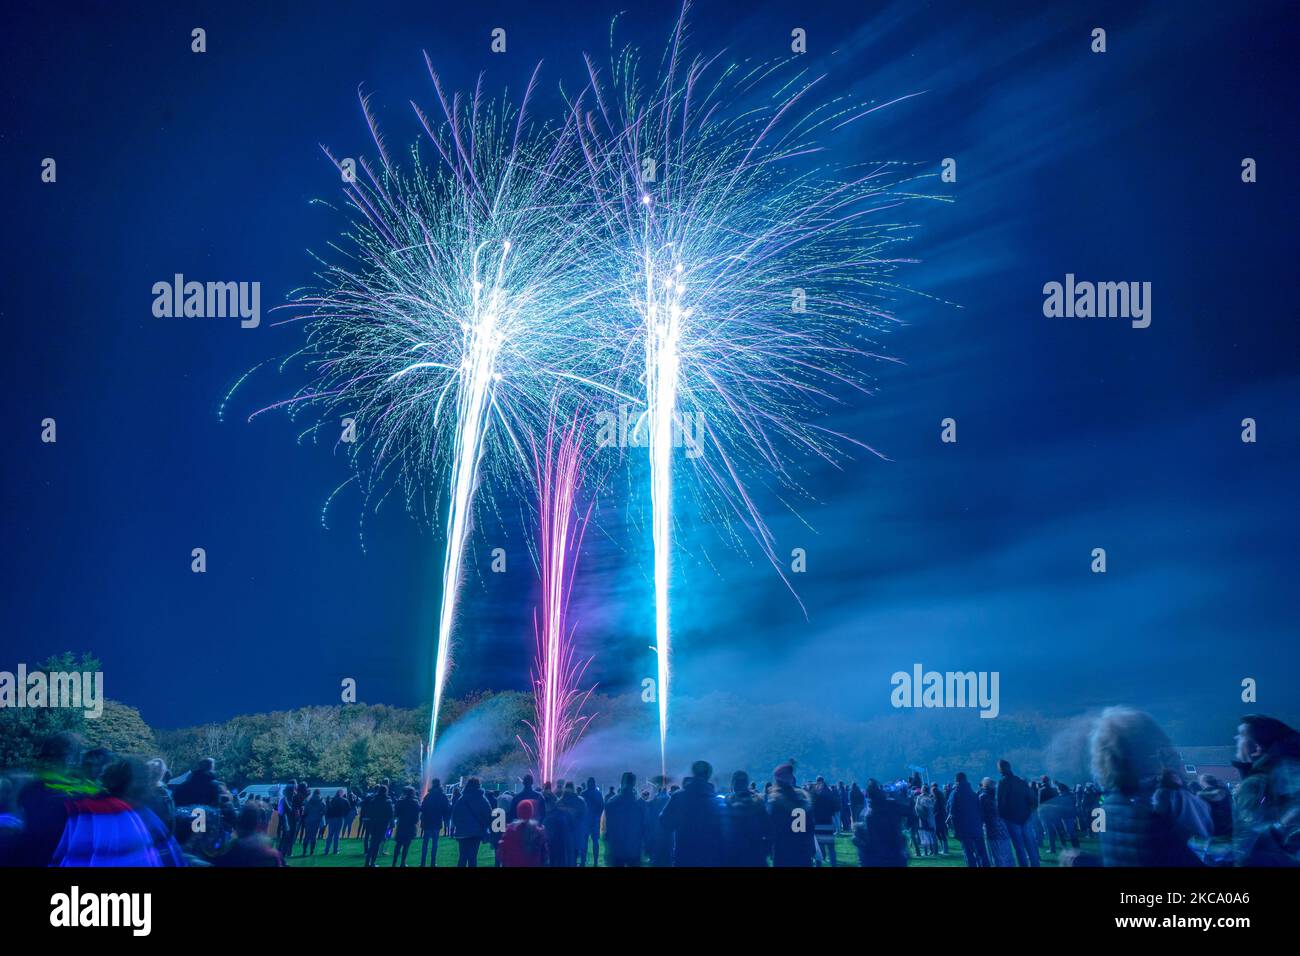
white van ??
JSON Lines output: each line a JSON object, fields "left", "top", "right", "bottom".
{"left": 236, "top": 783, "right": 290, "bottom": 804}
{"left": 237, "top": 783, "right": 348, "bottom": 804}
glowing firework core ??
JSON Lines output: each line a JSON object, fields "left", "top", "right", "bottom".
{"left": 643, "top": 252, "right": 688, "bottom": 777}
{"left": 423, "top": 240, "right": 513, "bottom": 770}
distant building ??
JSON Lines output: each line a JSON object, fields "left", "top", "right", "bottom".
{"left": 1177, "top": 746, "right": 1238, "bottom": 785}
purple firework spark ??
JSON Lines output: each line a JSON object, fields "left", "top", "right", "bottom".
{"left": 519, "top": 412, "right": 596, "bottom": 783}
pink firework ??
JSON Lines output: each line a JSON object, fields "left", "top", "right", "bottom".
{"left": 519, "top": 414, "right": 596, "bottom": 784}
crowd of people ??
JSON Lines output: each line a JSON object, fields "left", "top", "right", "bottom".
{"left": 0, "top": 708, "right": 1295, "bottom": 868}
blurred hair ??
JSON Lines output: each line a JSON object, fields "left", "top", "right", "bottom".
{"left": 1089, "top": 706, "right": 1179, "bottom": 795}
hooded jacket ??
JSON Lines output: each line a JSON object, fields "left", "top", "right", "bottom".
{"left": 659, "top": 776, "right": 723, "bottom": 867}
{"left": 603, "top": 786, "right": 647, "bottom": 862}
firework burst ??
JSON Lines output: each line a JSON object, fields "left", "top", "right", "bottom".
{"left": 567, "top": 2, "right": 937, "bottom": 771}
{"left": 230, "top": 62, "right": 616, "bottom": 783}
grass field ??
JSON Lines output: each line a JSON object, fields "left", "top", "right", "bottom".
{"left": 286, "top": 833, "right": 1070, "bottom": 868}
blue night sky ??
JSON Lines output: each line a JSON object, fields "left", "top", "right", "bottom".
{"left": 2, "top": 0, "right": 1297, "bottom": 747}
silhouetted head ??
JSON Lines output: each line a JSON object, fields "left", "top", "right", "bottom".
{"left": 731, "top": 770, "right": 750, "bottom": 794}
{"left": 1237, "top": 714, "right": 1298, "bottom": 763}
{"left": 690, "top": 760, "right": 712, "bottom": 781}
{"left": 521, "top": 773, "right": 534, "bottom": 789}
{"left": 236, "top": 804, "right": 265, "bottom": 838}
{"left": 101, "top": 758, "right": 145, "bottom": 800}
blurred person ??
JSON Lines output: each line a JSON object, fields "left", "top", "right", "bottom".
{"left": 603, "top": 771, "right": 647, "bottom": 867}
{"left": 215, "top": 804, "right": 284, "bottom": 867}
{"left": 547, "top": 781, "right": 587, "bottom": 867}
{"left": 849, "top": 782, "right": 865, "bottom": 824}
{"left": 171, "top": 757, "right": 221, "bottom": 807}
{"left": 301, "top": 789, "right": 326, "bottom": 856}
{"left": 420, "top": 779, "right": 451, "bottom": 866}
{"left": 323, "top": 788, "right": 349, "bottom": 855}
{"left": 979, "top": 777, "right": 1015, "bottom": 866}
{"left": 949, "top": 772, "right": 988, "bottom": 867}
{"left": 766, "top": 763, "right": 815, "bottom": 867}
{"left": 509, "top": 773, "right": 545, "bottom": 824}
{"left": 646, "top": 786, "right": 672, "bottom": 866}
{"left": 140, "top": 759, "right": 174, "bottom": 835}
{"left": 852, "top": 780, "right": 908, "bottom": 867}
{"left": 499, "top": 798, "right": 548, "bottom": 866}
{"left": 391, "top": 785, "right": 420, "bottom": 866}
{"left": 1090, "top": 706, "right": 1210, "bottom": 866}
{"left": 810, "top": 776, "right": 841, "bottom": 866}
{"left": 933, "top": 781, "right": 950, "bottom": 854}
{"left": 914, "top": 784, "right": 937, "bottom": 856}
{"left": 362, "top": 784, "right": 393, "bottom": 867}
{"left": 1232, "top": 714, "right": 1300, "bottom": 866}
{"left": 15, "top": 733, "right": 91, "bottom": 866}
{"left": 722, "top": 770, "right": 769, "bottom": 867}
{"left": 53, "top": 757, "right": 185, "bottom": 867}
{"left": 996, "top": 759, "right": 1040, "bottom": 867}
{"left": 579, "top": 775, "right": 603, "bottom": 866}
{"left": 451, "top": 777, "right": 493, "bottom": 867}
{"left": 659, "top": 760, "right": 723, "bottom": 867}
{"left": 277, "top": 780, "right": 301, "bottom": 857}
